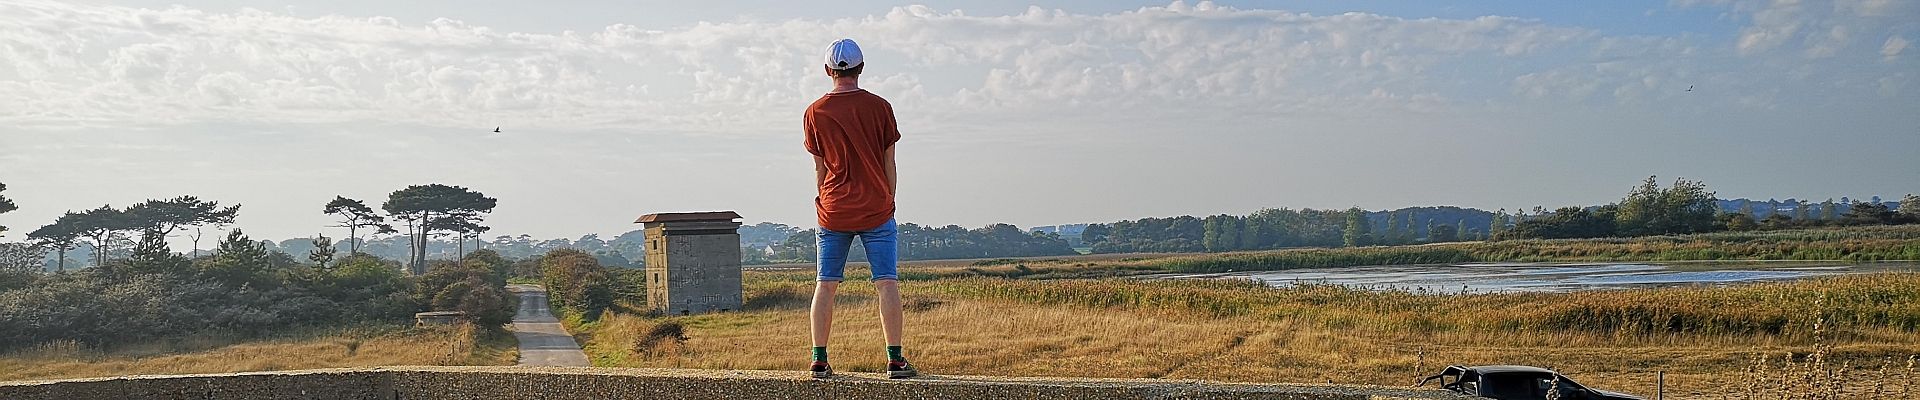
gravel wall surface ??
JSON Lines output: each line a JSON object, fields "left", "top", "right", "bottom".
{"left": 0, "top": 366, "right": 1478, "bottom": 400}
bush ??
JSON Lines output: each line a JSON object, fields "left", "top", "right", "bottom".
{"left": 0, "top": 262, "right": 417, "bottom": 351}
{"left": 541, "top": 249, "right": 612, "bottom": 321}
{"left": 414, "top": 259, "right": 513, "bottom": 326}
{"left": 1494, "top": 206, "right": 1618, "bottom": 240}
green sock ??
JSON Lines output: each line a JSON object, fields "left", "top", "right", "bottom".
{"left": 886, "top": 346, "right": 904, "bottom": 362}
{"left": 812, "top": 346, "right": 828, "bottom": 363}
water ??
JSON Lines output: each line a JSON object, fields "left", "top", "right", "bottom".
{"left": 1165, "top": 262, "right": 1918, "bottom": 294}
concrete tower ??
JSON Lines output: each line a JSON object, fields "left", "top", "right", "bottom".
{"left": 635, "top": 211, "right": 743, "bottom": 316}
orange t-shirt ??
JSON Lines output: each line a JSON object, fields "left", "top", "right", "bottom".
{"left": 804, "top": 89, "right": 900, "bottom": 232}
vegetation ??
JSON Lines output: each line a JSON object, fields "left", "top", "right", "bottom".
{"left": 1, "top": 184, "right": 518, "bottom": 358}
{"left": 760, "top": 222, "right": 1077, "bottom": 263}
{"left": 0, "top": 322, "right": 515, "bottom": 382}
{"left": 382, "top": 184, "right": 497, "bottom": 274}
{"left": 541, "top": 248, "right": 614, "bottom": 322}
{"left": 562, "top": 264, "right": 1918, "bottom": 399}
{"left": 1502, "top": 178, "right": 1916, "bottom": 241}
{"left": 411, "top": 250, "right": 516, "bottom": 326}
{"left": 324, "top": 196, "right": 397, "bottom": 255}
{"left": 0, "top": 228, "right": 423, "bottom": 351}
{"left": 1152, "top": 225, "right": 1920, "bottom": 273}
{"left": 23, "top": 197, "right": 238, "bottom": 271}
{"left": 0, "top": 183, "right": 16, "bottom": 236}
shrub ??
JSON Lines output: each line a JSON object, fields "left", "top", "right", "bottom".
{"left": 415, "top": 260, "right": 513, "bottom": 326}
{"left": 541, "top": 249, "right": 612, "bottom": 321}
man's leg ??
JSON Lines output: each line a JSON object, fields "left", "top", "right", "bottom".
{"left": 876, "top": 279, "right": 903, "bottom": 347}
{"left": 811, "top": 228, "right": 854, "bottom": 377}
{"left": 860, "top": 219, "right": 915, "bottom": 378}
{"left": 811, "top": 280, "right": 840, "bottom": 348}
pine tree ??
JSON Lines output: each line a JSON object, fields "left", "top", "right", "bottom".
{"left": 0, "top": 183, "right": 15, "bottom": 236}
{"left": 126, "top": 227, "right": 189, "bottom": 275}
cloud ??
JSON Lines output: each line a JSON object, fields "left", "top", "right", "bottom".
{"left": 1885, "top": 35, "right": 1909, "bottom": 60}
{"left": 0, "top": 0, "right": 1912, "bottom": 134}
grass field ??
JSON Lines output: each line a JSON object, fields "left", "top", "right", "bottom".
{"left": 0, "top": 323, "right": 516, "bottom": 382}
{"left": 566, "top": 226, "right": 1920, "bottom": 399}
{"left": 567, "top": 271, "right": 1920, "bottom": 399}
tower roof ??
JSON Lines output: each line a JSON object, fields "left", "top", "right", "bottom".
{"left": 635, "top": 211, "right": 742, "bottom": 224}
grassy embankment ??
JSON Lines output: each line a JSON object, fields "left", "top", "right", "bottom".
{"left": 563, "top": 226, "right": 1920, "bottom": 399}
{"left": 0, "top": 323, "right": 517, "bottom": 382}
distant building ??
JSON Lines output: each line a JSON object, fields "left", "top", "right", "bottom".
{"left": 1031, "top": 224, "right": 1091, "bottom": 247}
{"left": 637, "top": 211, "right": 744, "bottom": 316}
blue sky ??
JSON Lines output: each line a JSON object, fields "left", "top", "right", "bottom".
{"left": 2, "top": 0, "right": 1915, "bottom": 242}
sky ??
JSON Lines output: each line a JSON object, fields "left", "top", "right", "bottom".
{"left": 1, "top": 0, "right": 1916, "bottom": 243}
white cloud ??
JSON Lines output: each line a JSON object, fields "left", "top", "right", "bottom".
{"left": 1680, "top": 0, "right": 1918, "bottom": 59}
{"left": 0, "top": 0, "right": 1606, "bottom": 133}
{"left": 1884, "top": 35, "right": 1909, "bottom": 61}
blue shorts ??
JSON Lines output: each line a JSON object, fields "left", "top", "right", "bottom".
{"left": 817, "top": 219, "right": 898, "bottom": 282}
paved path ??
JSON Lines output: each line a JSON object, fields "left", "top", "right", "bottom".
{"left": 506, "top": 284, "right": 591, "bottom": 367}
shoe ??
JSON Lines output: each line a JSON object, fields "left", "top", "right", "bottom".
{"left": 810, "top": 361, "right": 833, "bottom": 378}
{"left": 887, "top": 360, "right": 918, "bottom": 379}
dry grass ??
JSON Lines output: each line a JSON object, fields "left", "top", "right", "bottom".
{"left": 0, "top": 323, "right": 517, "bottom": 382}
{"left": 564, "top": 271, "right": 1920, "bottom": 400}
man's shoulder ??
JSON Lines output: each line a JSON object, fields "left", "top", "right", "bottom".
{"left": 851, "top": 89, "right": 891, "bottom": 105}
{"left": 823, "top": 90, "right": 890, "bottom": 104}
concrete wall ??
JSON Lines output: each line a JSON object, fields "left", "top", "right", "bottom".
{"left": 0, "top": 367, "right": 1479, "bottom": 400}
{"left": 645, "top": 220, "right": 744, "bottom": 316}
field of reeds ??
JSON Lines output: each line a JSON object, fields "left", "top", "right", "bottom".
{"left": 565, "top": 266, "right": 1920, "bottom": 400}
{"left": 0, "top": 323, "right": 516, "bottom": 382}
{"left": 1152, "top": 225, "right": 1920, "bottom": 273}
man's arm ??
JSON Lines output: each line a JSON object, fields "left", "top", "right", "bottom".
{"left": 884, "top": 145, "right": 896, "bottom": 196}
{"left": 814, "top": 156, "right": 828, "bottom": 189}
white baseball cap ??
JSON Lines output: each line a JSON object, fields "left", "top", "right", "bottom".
{"left": 824, "top": 39, "right": 863, "bottom": 70}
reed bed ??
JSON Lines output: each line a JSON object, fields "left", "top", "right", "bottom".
{"left": 1153, "top": 226, "right": 1920, "bottom": 273}
{"left": 921, "top": 273, "right": 1920, "bottom": 340}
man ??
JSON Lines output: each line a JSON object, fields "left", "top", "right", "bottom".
{"left": 804, "top": 38, "right": 916, "bottom": 379}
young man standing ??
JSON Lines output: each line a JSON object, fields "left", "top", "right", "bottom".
{"left": 804, "top": 38, "right": 916, "bottom": 379}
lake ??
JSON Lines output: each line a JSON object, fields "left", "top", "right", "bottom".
{"left": 1160, "top": 261, "right": 1920, "bottom": 294}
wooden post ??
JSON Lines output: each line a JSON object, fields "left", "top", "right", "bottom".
{"left": 1657, "top": 370, "right": 1664, "bottom": 400}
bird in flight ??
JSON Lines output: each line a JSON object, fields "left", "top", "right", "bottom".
{"left": 1686, "top": 85, "right": 1693, "bottom": 92}
{"left": 493, "top": 127, "right": 501, "bottom": 133}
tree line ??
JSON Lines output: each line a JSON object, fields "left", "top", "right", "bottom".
{"left": 756, "top": 222, "right": 1078, "bottom": 263}
{"left": 1081, "top": 206, "right": 1494, "bottom": 254}
{"left": 1072, "top": 177, "right": 1916, "bottom": 253}
{"left": 1492, "top": 177, "right": 1919, "bottom": 241}
{"left": 0, "top": 182, "right": 517, "bottom": 352}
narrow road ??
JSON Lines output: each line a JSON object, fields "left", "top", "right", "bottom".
{"left": 506, "top": 284, "right": 591, "bottom": 367}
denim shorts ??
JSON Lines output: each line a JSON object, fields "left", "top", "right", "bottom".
{"left": 816, "top": 219, "right": 898, "bottom": 282}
